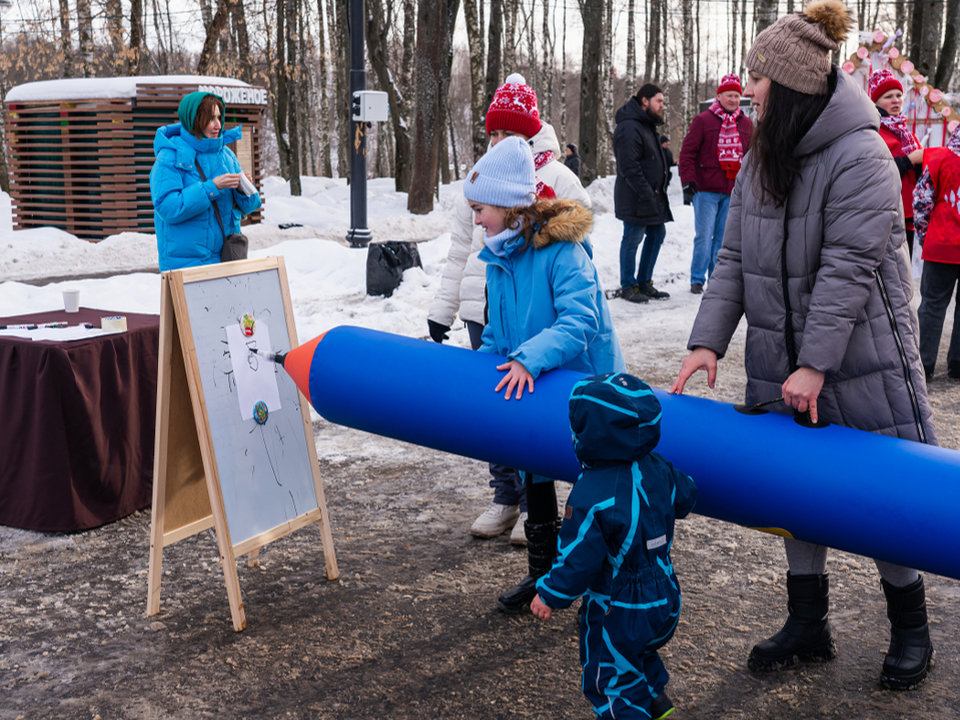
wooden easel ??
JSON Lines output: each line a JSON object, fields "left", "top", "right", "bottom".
{"left": 147, "top": 258, "right": 338, "bottom": 631}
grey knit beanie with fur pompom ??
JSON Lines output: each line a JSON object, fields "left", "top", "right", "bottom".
{"left": 745, "top": 0, "right": 853, "bottom": 95}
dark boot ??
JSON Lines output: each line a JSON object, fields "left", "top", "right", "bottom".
{"left": 880, "top": 576, "right": 935, "bottom": 690}
{"left": 496, "top": 519, "right": 559, "bottom": 613}
{"left": 748, "top": 572, "right": 837, "bottom": 672}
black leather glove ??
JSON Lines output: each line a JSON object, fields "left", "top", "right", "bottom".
{"left": 428, "top": 320, "right": 451, "bottom": 344}
{"left": 682, "top": 182, "right": 697, "bottom": 206}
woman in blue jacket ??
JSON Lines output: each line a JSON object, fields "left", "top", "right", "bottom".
{"left": 464, "top": 136, "right": 625, "bottom": 613}
{"left": 151, "top": 91, "right": 262, "bottom": 271}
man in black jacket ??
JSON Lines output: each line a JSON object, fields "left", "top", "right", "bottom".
{"left": 613, "top": 83, "right": 673, "bottom": 304}
{"left": 564, "top": 143, "right": 581, "bottom": 177}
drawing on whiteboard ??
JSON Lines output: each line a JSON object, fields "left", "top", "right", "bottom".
{"left": 225, "top": 316, "right": 282, "bottom": 421}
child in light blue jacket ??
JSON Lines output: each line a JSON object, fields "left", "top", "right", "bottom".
{"left": 462, "top": 136, "right": 625, "bottom": 613}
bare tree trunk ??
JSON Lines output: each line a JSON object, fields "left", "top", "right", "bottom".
{"left": 106, "top": 0, "right": 124, "bottom": 75}
{"left": 541, "top": 0, "right": 555, "bottom": 119}
{"left": 740, "top": 0, "right": 749, "bottom": 79}
{"left": 0, "top": 14, "right": 8, "bottom": 192}
{"left": 408, "top": 0, "right": 445, "bottom": 214}
{"left": 912, "top": 0, "right": 944, "bottom": 80}
{"left": 77, "top": 0, "right": 95, "bottom": 77}
{"left": 401, "top": 0, "right": 416, "bottom": 96}
{"left": 730, "top": 0, "right": 738, "bottom": 76}
{"left": 601, "top": 0, "right": 615, "bottom": 175}
{"left": 682, "top": 0, "right": 695, "bottom": 132}
{"left": 275, "top": 0, "right": 291, "bottom": 179}
{"left": 437, "top": 0, "right": 461, "bottom": 186}
{"left": 644, "top": 0, "right": 660, "bottom": 82}
{"left": 59, "top": 0, "right": 74, "bottom": 77}
{"left": 560, "top": 1, "right": 567, "bottom": 140}
{"left": 754, "top": 0, "right": 778, "bottom": 36}
{"left": 626, "top": 0, "right": 636, "bottom": 102}
{"left": 578, "top": 0, "right": 602, "bottom": 186}
{"left": 197, "top": 0, "right": 232, "bottom": 74}
{"left": 485, "top": 0, "right": 503, "bottom": 111}
{"left": 233, "top": 0, "right": 253, "bottom": 83}
{"left": 129, "top": 0, "right": 144, "bottom": 75}
{"left": 936, "top": 0, "right": 959, "bottom": 89}
{"left": 503, "top": 0, "right": 517, "bottom": 74}
{"left": 463, "top": 0, "right": 487, "bottom": 162}
{"left": 332, "top": 0, "right": 350, "bottom": 181}
{"left": 150, "top": 0, "right": 168, "bottom": 73}
{"left": 315, "top": 0, "right": 332, "bottom": 177}
{"left": 286, "top": 0, "right": 302, "bottom": 195}
{"left": 367, "top": 0, "right": 414, "bottom": 192}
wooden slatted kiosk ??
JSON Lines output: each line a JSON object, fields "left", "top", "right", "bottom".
{"left": 3, "top": 75, "right": 266, "bottom": 241}
{"left": 148, "top": 257, "right": 339, "bottom": 632}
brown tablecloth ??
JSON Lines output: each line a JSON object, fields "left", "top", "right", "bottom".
{"left": 0, "top": 308, "right": 159, "bottom": 531}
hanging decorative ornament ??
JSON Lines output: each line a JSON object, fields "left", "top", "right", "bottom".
{"left": 948, "top": 120, "right": 960, "bottom": 134}
{"left": 920, "top": 85, "right": 930, "bottom": 97}
{"left": 942, "top": 107, "right": 953, "bottom": 118}
{"left": 842, "top": 61, "right": 856, "bottom": 74}
{"left": 914, "top": 73, "right": 926, "bottom": 84}
{"left": 873, "top": 30, "right": 886, "bottom": 44}
{"left": 929, "top": 89, "right": 943, "bottom": 103}
{"left": 888, "top": 48, "right": 900, "bottom": 59}
{"left": 253, "top": 400, "right": 269, "bottom": 425}
{"left": 241, "top": 313, "right": 256, "bottom": 337}
{"left": 901, "top": 60, "right": 915, "bottom": 74}
{"left": 857, "top": 46, "right": 869, "bottom": 59}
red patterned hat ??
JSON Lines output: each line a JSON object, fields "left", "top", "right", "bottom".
{"left": 717, "top": 73, "right": 742, "bottom": 95}
{"left": 870, "top": 69, "right": 903, "bottom": 103}
{"left": 485, "top": 73, "right": 541, "bottom": 139}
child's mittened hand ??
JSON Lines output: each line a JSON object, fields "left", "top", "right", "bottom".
{"left": 530, "top": 594, "right": 551, "bottom": 620}
{"left": 495, "top": 360, "right": 534, "bottom": 400}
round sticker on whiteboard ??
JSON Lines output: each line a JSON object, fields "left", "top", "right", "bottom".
{"left": 253, "top": 400, "right": 269, "bottom": 425}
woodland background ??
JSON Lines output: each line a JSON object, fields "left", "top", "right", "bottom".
{"left": 0, "top": 0, "right": 958, "bottom": 214}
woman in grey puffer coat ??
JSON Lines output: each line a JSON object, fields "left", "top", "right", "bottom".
{"left": 670, "top": 0, "right": 937, "bottom": 693}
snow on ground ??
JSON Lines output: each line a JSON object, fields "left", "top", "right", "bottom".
{"left": 0, "top": 174, "right": 703, "bottom": 354}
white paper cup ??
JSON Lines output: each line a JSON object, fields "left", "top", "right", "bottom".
{"left": 62, "top": 288, "right": 80, "bottom": 313}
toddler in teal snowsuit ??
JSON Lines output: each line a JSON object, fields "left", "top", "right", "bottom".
{"left": 531, "top": 373, "right": 697, "bottom": 719}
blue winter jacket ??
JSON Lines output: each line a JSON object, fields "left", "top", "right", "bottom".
{"left": 478, "top": 200, "right": 625, "bottom": 379}
{"left": 537, "top": 373, "right": 697, "bottom": 613}
{"left": 151, "top": 123, "right": 262, "bottom": 271}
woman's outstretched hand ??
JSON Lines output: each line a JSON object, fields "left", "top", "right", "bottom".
{"left": 213, "top": 173, "right": 242, "bottom": 190}
{"left": 782, "top": 367, "right": 825, "bottom": 423}
{"left": 669, "top": 347, "right": 718, "bottom": 395}
{"left": 495, "top": 360, "right": 534, "bottom": 400}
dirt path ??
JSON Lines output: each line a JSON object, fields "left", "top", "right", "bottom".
{"left": 2, "top": 293, "right": 958, "bottom": 720}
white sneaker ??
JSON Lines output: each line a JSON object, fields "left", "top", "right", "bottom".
{"left": 509, "top": 512, "right": 528, "bottom": 546}
{"left": 470, "top": 503, "right": 520, "bottom": 538}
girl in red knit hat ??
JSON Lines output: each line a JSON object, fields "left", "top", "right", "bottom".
{"left": 870, "top": 69, "right": 924, "bottom": 259}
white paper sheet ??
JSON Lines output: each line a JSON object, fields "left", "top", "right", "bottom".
{"left": 225, "top": 319, "right": 283, "bottom": 421}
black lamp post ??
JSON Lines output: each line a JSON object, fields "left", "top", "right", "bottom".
{"left": 345, "top": 0, "right": 372, "bottom": 248}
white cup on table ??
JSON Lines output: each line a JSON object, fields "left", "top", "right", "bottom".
{"left": 62, "top": 288, "right": 80, "bottom": 313}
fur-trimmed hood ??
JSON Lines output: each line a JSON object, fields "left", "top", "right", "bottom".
{"left": 529, "top": 199, "right": 594, "bottom": 249}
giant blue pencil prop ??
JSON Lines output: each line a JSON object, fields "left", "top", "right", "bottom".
{"left": 283, "top": 326, "right": 960, "bottom": 580}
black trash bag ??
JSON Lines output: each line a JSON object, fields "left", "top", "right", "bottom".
{"left": 366, "top": 241, "right": 423, "bottom": 297}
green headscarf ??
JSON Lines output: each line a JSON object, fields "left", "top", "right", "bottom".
{"left": 177, "top": 91, "right": 226, "bottom": 138}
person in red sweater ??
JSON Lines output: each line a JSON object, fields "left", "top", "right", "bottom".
{"left": 913, "top": 126, "right": 960, "bottom": 380}
{"left": 678, "top": 73, "right": 754, "bottom": 294}
{"left": 871, "top": 70, "right": 924, "bottom": 260}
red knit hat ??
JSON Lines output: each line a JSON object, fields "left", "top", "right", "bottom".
{"left": 717, "top": 73, "right": 742, "bottom": 95}
{"left": 485, "top": 73, "right": 541, "bottom": 138}
{"left": 870, "top": 69, "right": 903, "bottom": 103}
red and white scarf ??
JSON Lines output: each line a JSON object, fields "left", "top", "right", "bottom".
{"left": 880, "top": 113, "right": 921, "bottom": 155}
{"left": 709, "top": 99, "right": 744, "bottom": 179}
{"left": 533, "top": 150, "right": 556, "bottom": 198}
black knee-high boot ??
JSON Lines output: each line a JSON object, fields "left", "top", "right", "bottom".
{"left": 880, "top": 576, "right": 935, "bottom": 690}
{"left": 748, "top": 572, "right": 837, "bottom": 672}
{"left": 497, "top": 477, "right": 558, "bottom": 614}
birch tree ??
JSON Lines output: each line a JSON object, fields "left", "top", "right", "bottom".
{"left": 485, "top": 0, "right": 503, "bottom": 112}
{"left": 754, "top": 0, "right": 778, "bottom": 36}
{"left": 463, "top": 0, "right": 487, "bottom": 162}
{"left": 936, "top": 2, "right": 958, "bottom": 89}
{"left": 579, "top": 0, "right": 602, "bottom": 186}
{"left": 59, "top": 0, "right": 73, "bottom": 77}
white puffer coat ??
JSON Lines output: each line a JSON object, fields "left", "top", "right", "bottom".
{"left": 428, "top": 122, "right": 591, "bottom": 327}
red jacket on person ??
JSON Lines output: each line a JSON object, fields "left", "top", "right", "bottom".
{"left": 879, "top": 124, "right": 919, "bottom": 228}
{"left": 678, "top": 109, "right": 753, "bottom": 195}
{"left": 918, "top": 147, "right": 960, "bottom": 265}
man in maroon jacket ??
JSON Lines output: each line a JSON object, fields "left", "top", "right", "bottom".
{"left": 679, "top": 74, "right": 753, "bottom": 294}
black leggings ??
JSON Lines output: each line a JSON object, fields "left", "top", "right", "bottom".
{"left": 524, "top": 474, "right": 557, "bottom": 524}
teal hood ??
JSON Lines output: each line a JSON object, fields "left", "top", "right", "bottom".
{"left": 153, "top": 122, "right": 243, "bottom": 168}
{"left": 177, "top": 91, "right": 225, "bottom": 138}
